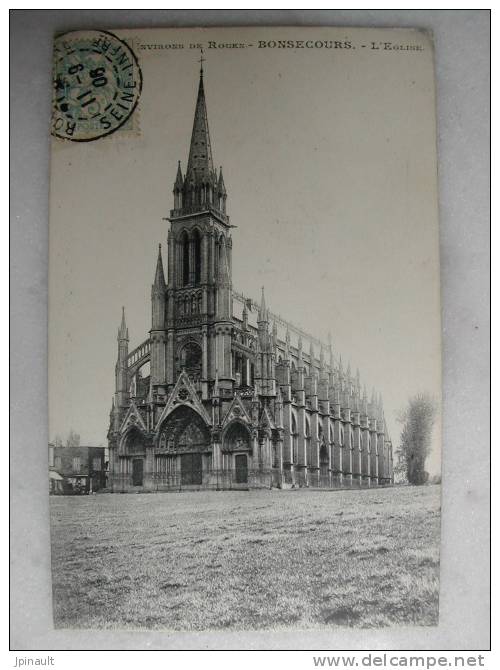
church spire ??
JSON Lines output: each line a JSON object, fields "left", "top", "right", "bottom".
{"left": 118, "top": 306, "right": 128, "bottom": 341}
{"left": 151, "top": 244, "right": 167, "bottom": 332}
{"left": 360, "top": 384, "right": 367, "bottom": 414}
{"left": 186, "top": 65, "right": 214, "bottom": 181}
{"left": 328, "top": 332, "right": 334, "bottom": 369}
{"left": 258, "top": 286, "right": 267, "bottom": 323}
{"left": 242, "top": 300, "right": 248, "bottom": 330}
{"left": 285, "top": 325, "right": 291, "bottom": 361}
{"left": 174, "top": 161, "right": 183, "bottom": 190}
{"left": 218, "top": 166, "right": 226, "bottom": 195}
{"left": 171, "top": 61, "right": 228, "bottom": 222}
{"left": 298, "top": 336, "right": 304, "bottom": 368}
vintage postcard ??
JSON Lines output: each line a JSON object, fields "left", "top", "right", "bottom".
{"left": 48, "top": 26, "right": 442, "bottom": 632}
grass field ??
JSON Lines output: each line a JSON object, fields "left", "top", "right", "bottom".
{"left": 50, "top": 485, "right": 441, "bottom": 631}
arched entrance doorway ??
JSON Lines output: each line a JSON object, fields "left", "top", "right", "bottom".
{"left": 123, "top": 427, "right": 146, "bottom": 487}
{"left": 235, "top": 454, "right": 248, "bottom": 484}
{"left": 157, "top": 405, "right": 210, "bottom": 486}
{"left": 222, "top": 422, "right": 251, "bottom": 484}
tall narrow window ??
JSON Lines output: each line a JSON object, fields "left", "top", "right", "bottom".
{"left": 241, "top": 356, "right": 247, "bottom": 386}
{"left": 305, "top": 417, "right": 311, "bottom": 466}
{"left": 291, "top": 413, "right": 298, "bottom": 464}
{"left": 193, "top": 229, "right": 201, "bottom": 284}
{"left": 181, "top": 231, "right": 189, "bottom": 285}
{"left": 214, "top": 236, "right": 219, "bottom": 278}
{"left": 217, "top": 234, "right": 225, "bottom": 277}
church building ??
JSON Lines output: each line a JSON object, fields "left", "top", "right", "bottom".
{"left": 107, "top": 64, "right": 394, "bottom": 492}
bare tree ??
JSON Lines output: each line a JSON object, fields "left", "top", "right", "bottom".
{"left": 66, "top": 429, "right": 81, "bottom": 448}
{"left": 397, "top": 393, "right": 437, "bottom": 485}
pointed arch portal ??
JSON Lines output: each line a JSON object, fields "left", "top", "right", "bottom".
{"left": 158, "top": 405, "right": 210, "bottom": 453}
{"left": 158, "top": 405, "right": 210, "bottom": 486}
{"left": 222, "top": 421, "right": 251, "bottom": 452}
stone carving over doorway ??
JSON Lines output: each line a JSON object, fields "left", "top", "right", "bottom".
{"left": 121, "top": 426, "right": 146, "bottom": 456}
{"left": 157, "top": 405, "right": 210, "bottom": 454}
{"left": 223, "top": 421, "right": 251, "bottom": 453}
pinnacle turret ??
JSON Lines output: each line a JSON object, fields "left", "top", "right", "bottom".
{"left": 285, "top": 326, "right": 291, "bottom": 360}
{"left": 309, "top": 341, "right": 315, "bottom": 367}
{"left": 218, "top": 166, "right": 226, "bottom": 195}
{"left": 298, "top": 336, "right": 303, "bottom": 367}
{"left": 153, "top": 244, "right": 166, "bottom": 290}
{"left": 328, "top": 333, "right": 334, "bottom": 369}
{"left": 258, "top": 286, "right": 268, "bottom": 323}
{"left": 151, "top": 245, "right": 167, "bottom": 331}
{"left": 118, "top": 306, "right": 128, "bottom": 341}
{"left": 174, "top": 161, "right": 183, "bottom": 190}
{"left": 242, "top": 301, "right": 248, "bottom": 329}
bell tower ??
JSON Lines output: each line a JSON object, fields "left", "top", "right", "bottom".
{"left": 164, "top": 61, "right": 233, "bottom": 399}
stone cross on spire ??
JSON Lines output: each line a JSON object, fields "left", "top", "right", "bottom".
{"left": 198, "top": 47, "right": 205, "bottom": 75}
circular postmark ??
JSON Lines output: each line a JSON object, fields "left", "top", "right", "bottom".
{"left": 52, "top": 30, "right": 142, "bottom": 142}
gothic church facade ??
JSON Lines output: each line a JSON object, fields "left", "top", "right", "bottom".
{"left": 107, "top": 67, "right": 394, "bottom": 492}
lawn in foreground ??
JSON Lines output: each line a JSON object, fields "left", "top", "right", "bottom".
{"left": 50, "top": 485, "right": 440, "bottom": 630}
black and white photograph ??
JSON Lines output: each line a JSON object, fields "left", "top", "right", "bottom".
{"left": 45, "top": 25, "right": 445, "bottom": 634}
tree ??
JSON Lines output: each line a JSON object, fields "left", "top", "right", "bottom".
{"left": 393, "top": 446, "right": 408, "bottom": 484}
{"left": 397, "top": 393, "right": 437, "bottom": 485}
{"left": 53, "top": 434, "right": 63, "bottom": 448}
{"left": 66, "top": 429, "right": 81, "bottom": 448}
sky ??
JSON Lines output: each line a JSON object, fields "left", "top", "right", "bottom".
{"left": 49, "top": 26, "right": 442, "bottom": 474}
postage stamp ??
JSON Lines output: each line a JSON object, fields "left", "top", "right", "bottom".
{"left": 52, "top": 30, "right": 142, "bottom": 142}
